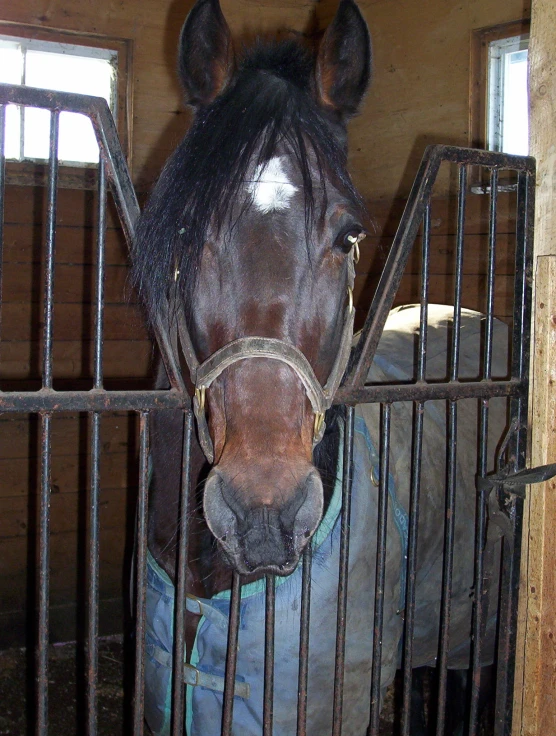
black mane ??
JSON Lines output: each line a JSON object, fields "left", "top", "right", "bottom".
{"left": 132, "top": 40, "right": 365, "bottom": 322}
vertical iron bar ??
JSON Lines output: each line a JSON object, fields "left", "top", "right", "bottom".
{"left": 417, "top": 202, "right": 431, "bottom": 381}
{"left": 369, "top": 404, "right": 391, "bottom": 736}
{"left": 222, "top": 572, "right": 242, "bottom": 736}
{"left": 402, "top": 203, "right": 430, "bottom": 736}
{"left": 331, "top": 405, "right": 355, "bottom": 736}
{"left": 93, "top": 160, "right": 107, "bottom": 389}
{"left": 87, "top": 153, "right": 107, "bottom": 736}
{"left": 0, "top": 103, "right": 5, "bottom": 340}
{"left": 493, "top": 169, "right": 534, "bottom": 736}
{"left": 484, "top": 168, "right": 498, "bottom": 372}
{"left": 450, "top": 164, "right": 467, "bottom": 382}
{"left": 172, "top": 410, "right": 193, "bottom": 736}
{"left": 87, "top": 411, "right": 101, "bottom": 736}
{"left": 468, "top": 167, "right": 498, "bottom": 736}
{"left": 401, "top": 403, "right": 424, "bottom": 736}
{"left": 435, "top": 400, "right": 458, "bottom": 736}
{"left": 133, "top": 412, "right": 150, "bottom": 736}
{"left": 263, "top": 575, "right": 276, "bottom": 736}
{"left": 37, "top": 412, "right": 52, "bottom": 736}
{"left": 42, "top": 110, "right": 59, "bottom": 389}
{"left": 296, "top": 545, "right": 312, "bottom": 736}
{"left": 435, "top": 167, "right": 466, "bottom": 733}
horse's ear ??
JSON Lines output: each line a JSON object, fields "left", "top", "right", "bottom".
{"left": 315, "top": 0, "right": 372, "bottom": 118}
{"left": 178, "top": 0, "right": 235, "bottom": 106}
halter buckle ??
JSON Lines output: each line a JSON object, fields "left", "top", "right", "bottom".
{"left": 195, "top": 386, "right": 206, "bottom": 413}
{"left": 314, "top": 411, "right": 325, "bottom": 439}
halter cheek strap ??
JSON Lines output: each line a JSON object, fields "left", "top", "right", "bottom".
{"left": 174, "top": 238, "right": 361, "bottom": 463}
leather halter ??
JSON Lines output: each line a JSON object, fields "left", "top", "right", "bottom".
{"left": 172, "top": 236, "right": 362, "bottom": 463}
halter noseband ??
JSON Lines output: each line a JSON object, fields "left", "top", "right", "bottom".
{"left": 173, "top": 234, "right": 363, "bottom": 463}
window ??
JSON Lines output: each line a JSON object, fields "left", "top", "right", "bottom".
{"left": 0, "top": 23, "right": 131, "bottom": 184}
{"left": 0, "top": 36, "right": 117, "bottom": 165}
{"left": 470, "top": 20, "right": 530, "bottom": 157}
{"left": 487, "top": 35, "right": 529, "bottom": 155}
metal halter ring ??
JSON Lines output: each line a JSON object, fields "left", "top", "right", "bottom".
{"left": 347, "top": 232, "right": 366, "bottom": 264}
{"left": 347, "top": 286, "right": 354, "bottom": 314}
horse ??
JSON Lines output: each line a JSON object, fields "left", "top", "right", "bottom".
{"left": 132, "top": 1, "right": 505, "bottom": 733}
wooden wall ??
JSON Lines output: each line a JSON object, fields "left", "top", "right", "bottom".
{"left": 0, "top": 0, "right": 531, "bottom": 645}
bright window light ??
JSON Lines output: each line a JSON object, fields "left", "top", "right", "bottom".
{"left": 487, "top": 35, "right": 529, "bottom": 156}
{"left": 0, "top": 36, "right": 117, "bottom": 165}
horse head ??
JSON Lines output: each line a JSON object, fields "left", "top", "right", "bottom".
{"left": 134, "top": 0, "right": 371, "bottom": 575}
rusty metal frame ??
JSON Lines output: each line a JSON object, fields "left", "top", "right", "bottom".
{"left": 0, "top": 83, "right": 534, "bottom": 736}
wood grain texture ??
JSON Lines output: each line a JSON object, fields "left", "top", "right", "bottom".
{"left": 513, "top": 0, "right": 556, "bottom": 730}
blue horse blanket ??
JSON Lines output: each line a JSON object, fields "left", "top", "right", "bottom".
{"left": 144, "top": 305, "right": 507, "bottom": 735}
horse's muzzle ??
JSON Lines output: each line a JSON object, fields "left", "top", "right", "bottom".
{"left": 203, "top": 467, "right": 324, "bottom": 575}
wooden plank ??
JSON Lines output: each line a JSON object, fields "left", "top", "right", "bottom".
{"left": 0, "top": 486, "right": 129, "bottom": 539}
{"left": 366, "top": 192, "right": 518, "bottom": 238}
{"left": 513, "top": 1, "right": 556, "bottom": 730}
{"left": 0, "top": 303, "right": 148, "bottom": 341}
{"left": 356, "top": 232, "right": 517, "bottom": 276}
{"left": 514, "top": 258, "right": 556, "bottom": 735}
{"left": 0, "top": 338, "right": 153, "bottom": 380}
{"left": 0, "top": 451, "right": 138, "bottom": 498}
{"left": 0, "top": 526, "right": 128, "bottom": 610}
{"left": 354, "top": 272, "right": 515, "bottom": 322}
{"left": 2, "top": 224, "right": 129, "bottom": 266}
{"left": 4, "top": 186, "right": 124, "bottom": 230}
{"left": 1, "top": 262, "right": 133, "bottom": 304}
{"left": 0, "top": 413, "right": 139, "bottom": 460}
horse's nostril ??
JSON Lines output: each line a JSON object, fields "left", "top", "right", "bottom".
{"left": 221, "top": 534, "right": 227, "bottom": 542}
{"left": 303, "top": 530, "right": 311, "bottom": 539}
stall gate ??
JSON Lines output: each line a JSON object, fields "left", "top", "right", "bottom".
{"left": 0, "top": 84, "right": 537, "bottom": 736}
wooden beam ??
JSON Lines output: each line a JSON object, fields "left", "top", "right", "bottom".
{"left": 513, "top": 0, "right": 556, "bottom": 732}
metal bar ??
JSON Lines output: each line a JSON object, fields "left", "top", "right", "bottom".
{"left": 171, "top": 410, "right": 194, "bottom": 736}
{"left": 0, "top": 103, "right": 5, "bottom": 341}
{"left": 296, "top": 545, "right": 312, "bottom": 736}
{"left": 42, "top": 110, "right": 60, "bottom": 390}
{"left": 450, "top": 165, "right": 467, "bottom": 382}
{"left": 332, "top": 406, "right": 355, "bottom": 736}
{"left": 335, "top": 378, "right": 523, "bottom": 407}
{"left": 401, "top": 402, "right": 424, "bottom": 736}
{"left": 94, "top": 161, "right": 107, "bottom": 390}
{"left": 468, "top": 397, "right": 489, "bottom": 736}
{"left": 87, "top": 411, "right": 101, "bottom": 736}
{"left": 493, "top": 169, "right": 535, "bottom": 736}
{"left": 417, "top": 203, "right": 431, "bottom": 382}
{"left": 484, "top": 168, "right": 498, "bottom": 381}
{"left": 222, "top": 572, "right": 242, "bottom": 735}
{"left": 401, "top": 203, "right": 430, "bottom": 736}
{"left": 263, "top": 574, "right": 276, "bottom": 736}
{"left": 0, "top": 389, "right": 188, "bottom": 412}
{"left": 435, "top": 400, "right": 458, "bottom": 736}
{"left": 37, "top": 412, "right": 52, "bottom": 736}
{"left": 133, "top": 412, "right": 150, "bottom": 736}
{"left": 469, "top": 167, "right": 499, "bottom": 735}
{"left": 369, "top": 403, "right": 391, "bottom": 736}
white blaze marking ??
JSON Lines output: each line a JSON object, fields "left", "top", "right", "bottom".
{"left": 247, "top": 156, "right": 298, "bottom": 213}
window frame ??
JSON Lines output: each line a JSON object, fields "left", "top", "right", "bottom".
{"left": 0, "top": 22, "right": 133, "bottom": 188}
{"left": 469, "top": 18, "right": 530, "bottom": 153}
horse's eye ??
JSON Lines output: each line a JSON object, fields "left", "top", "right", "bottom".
{"left": 335, "top": 227, "right": 365, "bottom": 253}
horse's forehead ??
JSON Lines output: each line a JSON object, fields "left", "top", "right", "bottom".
{"left": 246, "top": 156, "right": 299, "bottom": 215}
